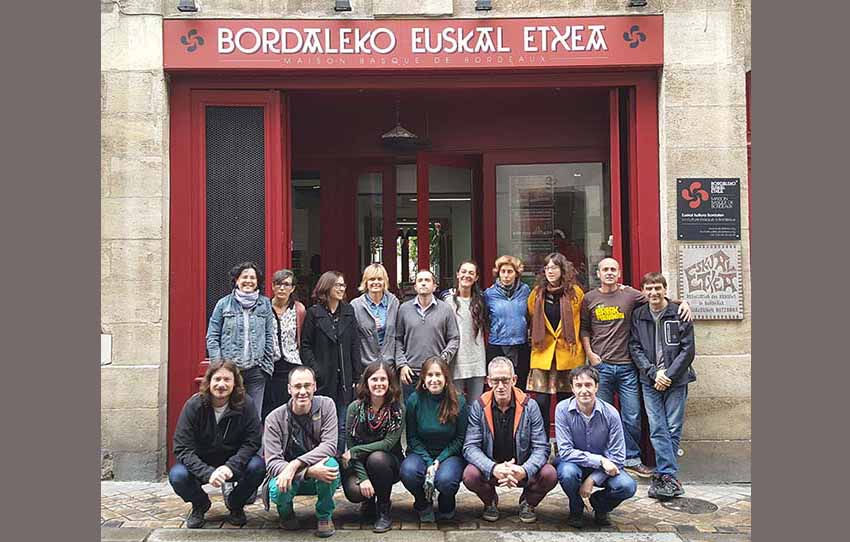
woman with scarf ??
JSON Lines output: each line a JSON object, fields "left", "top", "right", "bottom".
{"left": 340, "top": 361, "right": 405, "bottom": 533}
{"left": 526, "top": 252, "right": 585, "bottom": 436}
{"left": 262, "top": 269, "right": 307, "bottom": 420}
{"left": 206, "top": 261, "right": 276, "bottom": 421}
{"left": 483, "top": 255, "right": 532, "bottom": 389}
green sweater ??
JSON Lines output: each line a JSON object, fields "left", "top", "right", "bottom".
{"left": 405, "top": 390, "right": 468, "bottom": 467}
{"left": 345, "top": 400, "right": 405, "bottom": 483}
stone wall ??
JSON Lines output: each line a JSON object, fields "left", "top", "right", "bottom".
{"left": 100, "top": 0, "right": 751, "bottom": 480}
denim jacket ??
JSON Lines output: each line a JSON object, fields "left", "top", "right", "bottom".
{"left": 206, "top": 292, "right": 276, "bottom": 376}
{"left": 483, "top": 281, "right": 531, "bottom": 345}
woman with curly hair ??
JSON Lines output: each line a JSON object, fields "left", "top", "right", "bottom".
{"left": 340, "top": 361, "right": 405, "bottom": 533}
{"left": 400, "top": 356, "right": 468, "bottom": 523}
{"left": 442, "top": 261, "right": 489, "bottom": 404}
{"left": 526, "top": 253, "right": 585, "bottom": 436}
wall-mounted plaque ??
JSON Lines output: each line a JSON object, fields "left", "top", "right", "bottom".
{"left": 677, "top": 178, "right": 741, "bottom": 240}
{"left": 678, "top": 243, "right": 744, "bottom": 320}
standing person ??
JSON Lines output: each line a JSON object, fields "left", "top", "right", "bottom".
{"left": 395, "top": 269, "right": 460, "bottom": 399}
{"left": 350, "top": 263, "right": 401, "bottom": 368}
{"left": 170, "top": 361, "right": 265, "bottom": 528}
{"left": 301, "top": 271, "right": 363, "bottom": 455}
{"left": 483, "top": 255, "right": 532, "bottom": 389}
{"left": 555, "top": 365, "right": 637, "bottom": 529}
{"left": 264, "top": 269, "right": 307, "bottom": 420}
{"left": 580, "top": 258, "right": 691, "bottom": 478}
{"left": 526, "top": 253, "right": 585, "bottom": 438}
{"left": 462, "top": 357, "right": 557, "bottom": 524}
{"left": 261, "top": 366, "right": 340, "bottom": 538}
{"left": 629, "top": 272, "right": 696, "bottom": 499}
{"left": 442, "top": 261, "right": 488, "bottom": 405}
{"left": 206, "top": 261, "right": 276, "bottom": 420}
{"left": 400, "top": 357, "right": 468, "bottom": 523}
{"left": 340, "top": 361, "right": 405, "bottom": 533}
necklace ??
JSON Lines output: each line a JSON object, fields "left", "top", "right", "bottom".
{"left": 367, "top": 404, "right": 389, "bottom": 431}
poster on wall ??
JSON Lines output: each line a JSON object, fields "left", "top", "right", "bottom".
{"left": 509, "top": 175, "right": 556, "bottom": 273}
{"left": 676, "top": 178, "right": 741, "bottom": 240}
{"left": 678, "top": 243, "right": 744, "bottom": 320}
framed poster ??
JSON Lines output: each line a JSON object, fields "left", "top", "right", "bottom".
{"left": 678, "top": 243, "right": 744, "bottom": 320}
{"left": 677, "top": 178, "right": 741, "bottom": 240}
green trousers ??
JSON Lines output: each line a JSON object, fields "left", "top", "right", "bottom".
{"left": 268, "top": 457, "right": 340, "bottom": 521}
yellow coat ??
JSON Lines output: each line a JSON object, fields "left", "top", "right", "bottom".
{"left": 527, "top": 285, "right": 586, "bottom": 371}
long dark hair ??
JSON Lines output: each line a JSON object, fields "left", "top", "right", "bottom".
{"left": 198, "top": 360, "right": 246, "bottom": 409}
{"left": 417, "top": 357, "right": 460, "bottom": 425}
{"left": 535, "top": 252, "right": 578, "bottom": 302}
{"left": 450, "top": 260, "right": 488, "bottom": 338}
{"left": 355, "top": 361, "right": 402, "bottom": 408}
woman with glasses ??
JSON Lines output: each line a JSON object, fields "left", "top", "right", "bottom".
{"left": 262, "top": 269, "right": 307, "bottom": 420}
{"left": 442, "top": 261, "right": 488, "bottom": 405}
{"left": 206, "top": 261, "right": 276, "bottom": 421}
{"left": 301, "top": 270, "right": 363, "bottom": 454}
{"left": 526, "top": 253, "right": 586, "bottom": 436}
{"left": 350, "top": 263, "right": 401, "bottom": 369}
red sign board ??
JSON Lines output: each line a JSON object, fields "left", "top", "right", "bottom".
{"left": 164, "top": 16, "right": 662, "bottom": 71}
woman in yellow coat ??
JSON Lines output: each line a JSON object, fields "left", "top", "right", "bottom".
{"left": 526, "top": 252, "right": 585, "bottom": 436}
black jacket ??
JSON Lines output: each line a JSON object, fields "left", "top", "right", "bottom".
{"left": 300, "top": 302, "right": 363, "bottom": 404}
{"left": 629, "top": 301, "right": 696, "bottom": 387}
{"left": 172, "top": 393, "right": 262, "bottom": 482}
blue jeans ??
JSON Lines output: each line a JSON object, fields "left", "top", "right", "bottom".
{"left": 399, "top": 454, "right": 465, "bottom": 514}
{"left": 596, "top": 362, "right": 642, "bottom": 464}
{"left": 642, "top": 383, "right": 688, "bottom": 477}
{"left": 168, "top": 455, "right": 266, "bottom": 509}
{"left": 556, "top": 460, "right": 636, "bottom": 515}
{"left": 241, "top": 366, "right": 268, "bottom": 422}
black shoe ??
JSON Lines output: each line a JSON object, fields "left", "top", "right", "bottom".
{"left": 648, "top": 474, "right": 674, "bottom": 500}
{"left": 360, "top": 497, "right": 377, "bottom": 519}
{"left": 225, "top": 507, "right": 248, "bottom": 527}
{"left": 663, "top": 474, "right": 685, "bottom": 497}
{"left": 373, "top": 502, "right": 392, "bottom": 533}
{"left": 593, "top": 510, "right": 612, "bottom": 526}
{"left": 566, "top": 512, "right": 584, "bottom": 529}
{"left": 186, "top": 499, "right": 211, "bottom": 529}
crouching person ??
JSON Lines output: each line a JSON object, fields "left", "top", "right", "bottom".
{"left": 170, "top": 360, "right": 265, "bottom": 529}
{"left": 260, "top": 366, "right": 340, "bottom": 538}
{"left": 555, "top": 365, "right": 637, "bottom": 528}
{"left": 462, "top": 357, "right": 557, "bottom": 524}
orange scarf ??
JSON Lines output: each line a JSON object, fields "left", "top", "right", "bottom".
{"left": 531, "top": 285, "right": 577, "bottom": 352}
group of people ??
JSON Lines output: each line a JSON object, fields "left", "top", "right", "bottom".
{"left": 170, "top": 253, "right": 696, "bottom": 536}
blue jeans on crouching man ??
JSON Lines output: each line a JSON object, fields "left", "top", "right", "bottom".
{"left": 168, "top": 455, "right": 266, "bottom": 509}
{"left": 595, "top": 362, "right": 643, "bottom": 466}
{"left": 556, "top": 460, "right": 637, "bottom": 515}
{"left": 641, "top": 384, "right": 688, "bottom": 477}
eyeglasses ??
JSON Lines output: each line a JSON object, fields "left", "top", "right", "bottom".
{"left": 488, "top": 377, "right": 513, "bottom": 387}
{"left": 334, "top": 283, "right": 347, "bottom": 289}
{"left": 274, "top": 282, "right": 294, "bottom": 289}
{"left": 544, "top": 265, "right": 560, "bottom": 271}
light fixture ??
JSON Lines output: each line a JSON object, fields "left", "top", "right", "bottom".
{"left": 475, "top": 0, "right": 493, "bottom": 11}
{"left": 177, "top": 0, "right": 198, "bottom": 12}
{"left": 334, "top": 0, "right": 352, "bottom": 12}
{"left": 628, "top": 0, "right": 648, "bottom": 7}
{"left": 381, "top": 97, "right": 429, "bottom": 151}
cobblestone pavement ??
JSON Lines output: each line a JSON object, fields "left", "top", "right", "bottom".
{"left": 102, "top": 478, "right": 750, "bottom": 537}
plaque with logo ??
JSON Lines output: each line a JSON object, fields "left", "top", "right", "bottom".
{"left": 678, "top": 244, "right": 744, "bottom": 320}
{"left": 676, "top": 178, "right": 741, "bottom": 240}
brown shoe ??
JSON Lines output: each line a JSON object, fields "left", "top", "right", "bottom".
{"left": 624, "top": 463, "right": 654, "bottom": 478}
{"left": 315, "top": 518, "right": 335, "bottom": 538}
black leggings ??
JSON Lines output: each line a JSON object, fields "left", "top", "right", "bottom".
{"left": 533, "top": 392, "right": 573, "bottom": 438}
{"left": 342, "top": 451, "right": 400, "bottom": 505}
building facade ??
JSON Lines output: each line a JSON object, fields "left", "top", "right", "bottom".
{"left": 101, "top": 0, "right": 751, "bottom": 481}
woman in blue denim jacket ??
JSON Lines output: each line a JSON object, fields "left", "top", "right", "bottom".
{"left": 206, "top": 261, "right": 276, "bottom": 421}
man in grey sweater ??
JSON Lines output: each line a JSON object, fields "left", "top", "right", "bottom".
{"left": 395, "top": 269, "right": 460, "bottom": 398}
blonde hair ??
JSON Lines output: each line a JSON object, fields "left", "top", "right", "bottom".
{"left": 358, "top": 263, "right": 390, "bottom": 293}
{"left": 492, "top": 255, "right": 524, "bottom": 278}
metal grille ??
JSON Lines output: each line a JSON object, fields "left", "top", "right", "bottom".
{"left": 205, "top": 106, "right": 266, "bottom": 322}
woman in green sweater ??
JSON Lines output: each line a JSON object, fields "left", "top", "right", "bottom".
{"left": 400, "top": 356, "right": 469, "bottom": 523}
{"left": 341, "top": 361, "right": 405, "bottom": 533}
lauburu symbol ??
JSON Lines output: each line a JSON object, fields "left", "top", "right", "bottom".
{"left": 681, "top": 181, "right": 709, "bottom": 209}
{"left": 623, "top": 25, "right": 647, "bottom": 48}
{"left": 180, "top": 29, "right": 205, "bottom": 52}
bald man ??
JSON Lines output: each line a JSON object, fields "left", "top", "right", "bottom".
{"left": 579, "top": 258, "right": 690, "bottom": 479}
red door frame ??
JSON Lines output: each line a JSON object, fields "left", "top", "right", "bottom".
{"left": 167, "top": 88, "right": 285, "bottom": 464}
{"left": 167, "top": 69, "right": 662, "bottom": 465}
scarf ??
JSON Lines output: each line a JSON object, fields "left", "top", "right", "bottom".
{"left": 496, "top": 279, "right": 518, "bottom": 299}
{"left": 349, "top": 399, "right": 403, "bottom": 444}
{"left": 233, "top": 288, "right": 259, "bottom": 309}
{"left": 531, "top": 284, "right": 577, "bottom": 353}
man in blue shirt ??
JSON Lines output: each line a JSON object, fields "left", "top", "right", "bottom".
{"left": 554, "top": 365, "right": 637, "bottom": 528}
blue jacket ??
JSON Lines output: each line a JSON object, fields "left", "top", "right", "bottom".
{"left": 629, "top": 301, "right": 696, "bottom": 387}
{"left": 483, "top": 281, "right": 531, "bottom": 345}
{"left": 206, "top": 292, "right": 276, "bottom": 376}
{"left": 463, "top": 388, "right": 549, "bottom": 481}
